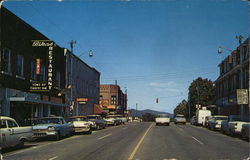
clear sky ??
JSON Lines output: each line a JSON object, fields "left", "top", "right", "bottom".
{"left": 4, "top": 0, "right": 249, "bottom": 113}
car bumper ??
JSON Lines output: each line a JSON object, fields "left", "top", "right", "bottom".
{"left": 74, "top": 127, "right": 91, "bottom": 133}
{"left": 33, "top": 131, "right": 58, "bottom": 138}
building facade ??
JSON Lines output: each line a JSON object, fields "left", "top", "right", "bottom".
{"left": 66, "top": 52, "right": 100, "bottom": 116}
{"left": 215, "top": 38, "right": 249, "bottom": 119}
{"left": 100, "top": 84, "right": 127, "bottom": 115}
{"left": 0, "top": 6, "right": 68, "bottom": 125}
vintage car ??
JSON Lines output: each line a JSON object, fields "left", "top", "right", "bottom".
{"left": 0, "top": 116, "right": 33, "bottom": 149}
{"left": 68, "top": 116, "right": 92, "bottom": 134}
{"left": 155, "top": 114, "right": 170, "bottom": 126}
{"left": 115, "top": 115, "right": 127, "bottom": 124}
{"left": 228, "top": 117, "right": 250, "bottom": 136}
{"left": 32, "top": 117, "right": 74, "bottom": 140}
{"left": 87, "top": 115, "right": 106, "bottom": 130}
{"left": 207, "top": 115, "right": 228, "bottom": 130}
{"left": 221, "top": 115, "right": 241, "bottom": 135}
{"left": 190, "top": 116, "right": 196, "bottom": 125}
{"left": 241, "top": 123, "right": 250, "bottom": 140}
{"left": 174, "top": 114, "right": 186, "bottom": 125}
{"left": 104, "top": 115, "right": 122, "bottom": 126}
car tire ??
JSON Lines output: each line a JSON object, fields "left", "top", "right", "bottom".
{"left": 55, "top": 131, "right": 61, "bottom": 140}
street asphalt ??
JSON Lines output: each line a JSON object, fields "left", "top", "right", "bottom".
{"left": 2, "top": 122, "right": 250, "bottom": 160}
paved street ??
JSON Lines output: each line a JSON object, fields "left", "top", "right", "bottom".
{"left": 2, "top": 122, "right": 250, "bottom": 160}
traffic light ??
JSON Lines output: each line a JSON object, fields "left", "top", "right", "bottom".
{"left": 156, "top": 98, "right": 159, "bottom": 103}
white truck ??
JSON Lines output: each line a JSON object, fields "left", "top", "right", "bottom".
{"left": 195, "top": 107, "right": 211, "bottom": 126}
{"left": 155, "top": 114, "right": 170, "bottom": 126}
{"left": 0, "top": 116, "right": 33, "bottom": 149}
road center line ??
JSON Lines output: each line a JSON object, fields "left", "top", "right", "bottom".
{"left": 128, "top": 123, "right": 153, "bottom": 160}
{"left": 191, "top": 136, "right": 204, "bottom": 145}
{"left": 122, "top": 127, "right": 128, "bottom": 130}
{"left": 98, "top": 133, "right": 112, "bottom": 140}
{"left": 48, "top": 156, "right": 58, "bottom": 160}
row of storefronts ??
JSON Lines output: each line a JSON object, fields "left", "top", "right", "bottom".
{"left": 215, "top": 38, "right": 249, "bottom": 119}
{"left": 0, "top": 6, "right": 105, "bottom": 125}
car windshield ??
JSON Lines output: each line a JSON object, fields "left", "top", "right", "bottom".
{"left": 35, "top": 118, "right": 60, "bottom": 124}
{"left": 70, "top": 117, "right": 87, "bottom": 121}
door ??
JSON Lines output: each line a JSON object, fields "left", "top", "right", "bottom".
{"left": 0, "top": 119, "right": 12, "bottom": 148}
{"left": 6, "top": 119, "right": 19, "bottom": 146}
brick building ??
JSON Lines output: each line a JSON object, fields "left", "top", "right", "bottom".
{"left": 99, "top": 84, "right": 127, "bottom": 115}
{"left": 215, "top": 38, "right": 249, "bottom": 119}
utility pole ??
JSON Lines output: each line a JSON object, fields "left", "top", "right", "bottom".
{"left": 136, "top": 103, "right": 138, "bottom": 118}
{"left": 68, "top": 40, "right": 76, "bottom": 115}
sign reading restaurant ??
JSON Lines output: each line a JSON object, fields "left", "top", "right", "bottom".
{"left": 30, "top": 40, "right": 55, "bottom": 92}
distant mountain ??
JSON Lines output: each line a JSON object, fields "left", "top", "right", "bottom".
{"left": 129, "top": 109, "right": 173, "bottom": 118}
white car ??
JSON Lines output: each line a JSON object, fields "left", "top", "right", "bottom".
{"left": 0, "top": 116, "right": 33, "bottom": 149}
{"left": 207, "top": 115, "right": 228, "bottom": 130}
{"left": 221, "top": 115, "right": 241, "bottom": 135}
{"left": 104, "top": 115, "right": 120, "bottom": 126}
{"left": 228, "top": 118, "right": 250, "bottom": 136}
{"left": 155, "top": 114, "right": 170, "bottom": 126}
{"left": 69, "top": 116, "right": 92, "bottom": 134}
{"left": 174, "top": 114, "right": 186, "bottom": 125}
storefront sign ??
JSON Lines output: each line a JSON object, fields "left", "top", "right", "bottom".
{"left": 31, "top": 40, "right": 56, "bottom": 92}
{"left": 36, "top": 58, "right": 41, "bottom": 75}
{"left": 30, "top": 81, "right": 48, "bottom": 92}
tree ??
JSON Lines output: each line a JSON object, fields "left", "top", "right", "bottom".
{"left": 174, "top": 99, "right": 188, "bottom": 117}
{"left": 188, "top": 77, "right": 215, "bottom": 117}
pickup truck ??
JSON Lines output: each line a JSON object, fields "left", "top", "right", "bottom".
{"left": 155, "top": 114, "right": 170, "bottom": 126}
{"left": 0, "top": 116, "right": 33, "bottom": 149}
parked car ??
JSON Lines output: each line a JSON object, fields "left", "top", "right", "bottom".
{"left": 104, "top": 115, "right": 120, "bottom": 126}
{"left": 204, "top": 116, "right": 213, "bottom": 128}
{"left": 190, "top": 116, "right": 196, "bottom": 125}
{"left": 0, "top": 116, "right": 33, "bottom": 149}
{"left": 115, "top": 115, "right": 127, "bottom": 124}
{"left": 68, "top": 116, "right": 92, "bottom": 134}
{"left": 241, "top": 123, "right": 250, "bottom": 140}
{"left": 155, "top": 114, "right": 170, "bottom": 126}
{"left": 228, "top": 117, "right": 250, "bottom": 136}
{"left": 32, "top": 117, "right": 74, "bottom": 140}
{"left": 174, "top": 114, "right": 186, "bottom": 125}
{"left": 195, "top": 108, "right": 211, "bottom": 126}
{"left": 207, "top": 115, "right": 228, "bottom": 130}
{"left": 221, "top": 115, "right": 241, "bottom": 135}
{"left": 87, "top": 115, "right": 106, "bottom": 130}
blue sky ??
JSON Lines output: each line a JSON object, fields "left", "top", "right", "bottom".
{"left": 4, "top": 0, "right": 249, "bottom": 113}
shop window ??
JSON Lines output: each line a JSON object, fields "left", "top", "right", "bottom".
{"left": 17, "top": 54, "right": 24, "bottom": 77}
{"left": 2, "top": 48, "right": 11, "bottom": 73}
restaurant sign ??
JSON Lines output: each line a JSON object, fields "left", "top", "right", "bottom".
{"left": 30, "top": 40, "right": 56, "bottom": 92}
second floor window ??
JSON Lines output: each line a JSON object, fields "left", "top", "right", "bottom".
{"left": 3, "top": 48, "right": 11, "bottom": 73}
{"left": 111, "top": 96, "right": 117, "bottom": 105}
{"left": 17, "top": 55, "right": 24, "bottom": 76}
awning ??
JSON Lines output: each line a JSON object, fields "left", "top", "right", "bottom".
{"left": 9, "top": 97, "right": 68, "bottom": 107}
{"left": 107, "top": 105, "right": 116, "bottom": 109}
